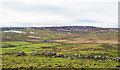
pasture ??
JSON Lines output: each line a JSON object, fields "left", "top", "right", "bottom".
{"left": 1, "top": 27, "right": 119, "bottom": 69}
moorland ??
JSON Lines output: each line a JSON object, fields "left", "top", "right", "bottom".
{"left": 1, "top": 26, "right": 119, "bottom": 69}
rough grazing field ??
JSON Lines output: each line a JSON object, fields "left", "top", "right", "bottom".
{"left": 1, "top": 27, "right": 119, "bottom": 69}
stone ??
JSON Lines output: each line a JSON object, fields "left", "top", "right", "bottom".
{"left": 116, "top": 57, "right": 120, "bottom": 62}
{"left": 30, "top": 66, "right": 34, "bottom": 69}
{"left": 80, "top": 54, "right": 88, "bottom": 58}
{"left": 44, "top": 52, "right": 56, "bottom": 56}
{"left": 55, "top": 54, "right": 64, "bottom": 57}
{"left": 88, "top": 54, "right": 94, "bottom": 58}
{"left": 116, "top": 66, "right": 120, "bottom": 68}
{"left": 32, "top": 53, "right": 38, "bottom": 56}
{"left": 19, "top": 67, "right": 26, "bottom": 69}
{"left": 63, "top": 54, "right": 69, "bottom": 57}
{"left": 95, "top": 56, "right": 106, "bottom": 60}
{"left": 73, "top": 54, "right": 79, "bottom": 58}
{"left": 16, "top": 51, "right": 26, "bottom": 56}
{"left": 30, "top": 50, "right": 34, "bottom": 51}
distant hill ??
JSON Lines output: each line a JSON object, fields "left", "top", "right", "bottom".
{"left": 1, "top": 26, "right": 118, "bottom": 31}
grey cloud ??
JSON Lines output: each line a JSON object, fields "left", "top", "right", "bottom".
{"left": 0, "top": 0, "right": 118, "bottom": 28}
{"left": 76, "top": 19, "right": 101, "bottom": 23}
{"left": 1, "top": 2, "right": 63, "bottom": 12}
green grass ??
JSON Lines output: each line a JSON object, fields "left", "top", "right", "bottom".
{"left": 97, "top": 44, "right": 119, "bottom": 47}
{"left": 2, "top": 55, "right": 119, "bottom": 68}
{"left": 1, "top": 41, "right": 119, "bottom": 68}
{"left": 57, "top": 46, "right": 64, "bottom": 49}
{"left": 2, "top": 41, "right": 32, "bottom": 48}
{"left": 2, "top": 41, "right": 31, "bottom": 45}
{"left": 71, "top": 48, "right": 78, "bottom": 50}
{"left": 2, "top": 42, "right": 61, "bottom": 54}
{"left": 17, "top": 43, "right": 61, "bottom": 50}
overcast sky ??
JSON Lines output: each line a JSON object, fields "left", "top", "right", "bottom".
{"left": 0, "top": 0, "right": 119, "bottom": 28}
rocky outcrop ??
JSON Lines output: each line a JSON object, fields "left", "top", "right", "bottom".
{"left": 3, "top": 52, "right": 120, "bottom": 62}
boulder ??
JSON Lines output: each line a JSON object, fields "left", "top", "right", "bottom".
{"left": 29, "top": 66, "right": 34, "bottom": 69}
{"left": 31, "top": 53, "right": 38, "bottom": 56}
{"left": 19, "top": 67, "right": 26, "bottom": 69}
{"left": 72, "top": 54, "right": 79, "bottom": 58}
{"left": 16, "top": 51, "right": 26, "bottom": 56}
{"left": 117, "top": 57, "right": 120, "bottom": 62}
{"left": 63, "top": 54, "right": 69, "bottom": 57}
{"left": 80, "top": 54, "right": 88, "bottom": 58}
{"left": 30, "top": 50, "right": 34, "bottom": 51}
{"left": 39, "top": 53, "right": 44, "bottom": 55}
{"left": 87, "top": 54, "right": 94, "bottom": 58}
{"left": 113, "top": 57, "right": 120, "bottom": 62}
{"left": 44, "top": 52, "right": 56, "bottom": 56}
{"left": 95, "top": 56, "right": 106, "bottom": 60}
{"left": 55, "top": 54, "right": 64, "bottom": 57}
{"left": 9, "top": 53, "right": 12, "bottom": 55}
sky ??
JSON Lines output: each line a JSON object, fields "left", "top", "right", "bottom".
{"left": 0, "top": 0, "right": 119, "bottom": 28}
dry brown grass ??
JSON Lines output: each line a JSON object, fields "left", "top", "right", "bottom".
{"left": 53, "top": 38, "right": 118, "bottom": 44}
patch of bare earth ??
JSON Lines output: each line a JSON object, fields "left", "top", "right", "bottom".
{"left": 53, "top": 38, "right": 118, "bottom": 44}
{"left": 96, "top": 40, "right": 118, "bottom": 44}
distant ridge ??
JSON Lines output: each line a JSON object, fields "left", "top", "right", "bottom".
{"left": 1, "top": 26, "right": 118, "bottom": 31}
